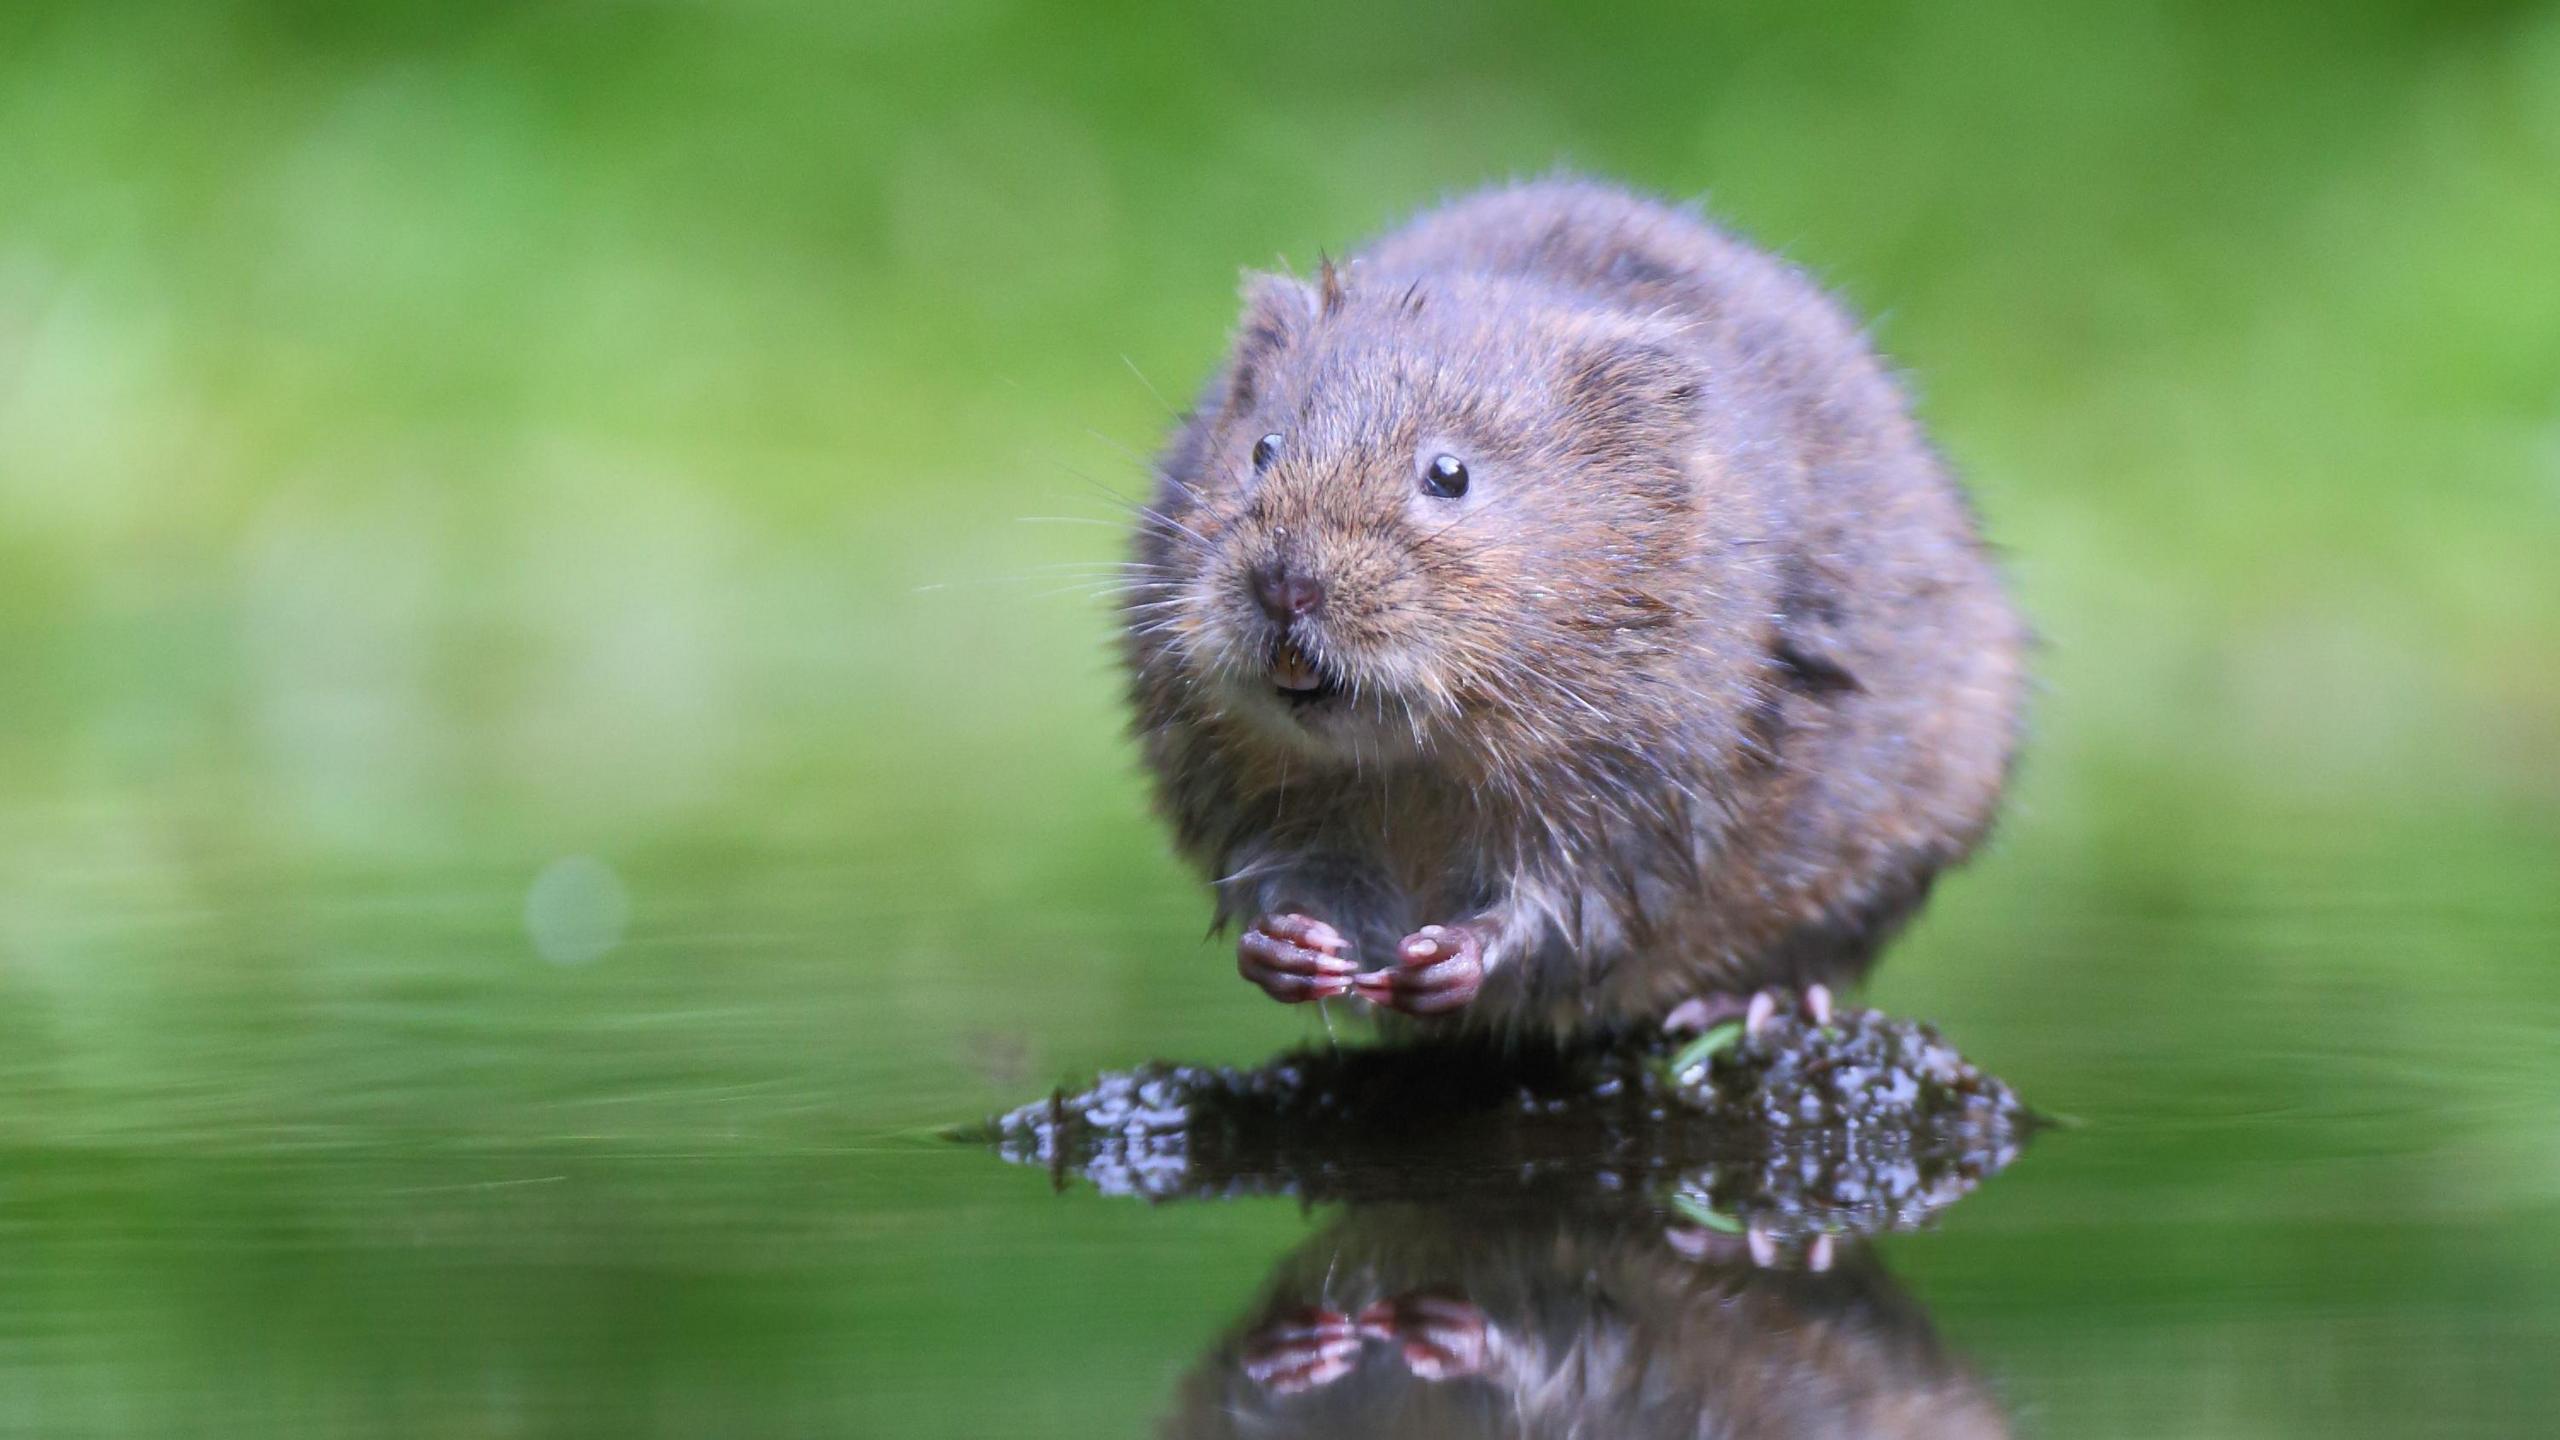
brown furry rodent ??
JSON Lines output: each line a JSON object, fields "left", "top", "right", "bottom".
{"left": 1122, "top": 176, "right": 2025, "bottom": 1039}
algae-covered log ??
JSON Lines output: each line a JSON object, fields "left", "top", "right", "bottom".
{"left": 977, "top": 1003, "right": 2036, "bottom": 1243}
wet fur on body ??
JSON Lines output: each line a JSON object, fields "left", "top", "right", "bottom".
{"left": 1121, "top": 177, "right": 2026, "bottom": 1040}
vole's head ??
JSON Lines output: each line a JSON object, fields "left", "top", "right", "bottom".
{"left": 1135, "top": 264, "right": 1702, "bottom": 763}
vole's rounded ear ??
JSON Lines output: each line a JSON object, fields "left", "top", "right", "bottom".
{"left": 1563, "top": 337, "right": 1702, "bottom": 448}
{"left": 1227, "top": 271, "right": 1319, "bottom": 410}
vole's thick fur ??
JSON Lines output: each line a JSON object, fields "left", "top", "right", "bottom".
{"left": 1123, "top": 177, "right": 2025, "bottom": 1039}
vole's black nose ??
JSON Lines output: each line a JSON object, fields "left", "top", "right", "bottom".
{"left": 1250, "top": 562, "right": 1325, "bottom": 622}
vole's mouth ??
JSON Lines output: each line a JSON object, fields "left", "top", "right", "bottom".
{"left": 1270, "top": 637, "right": 1343, "bottom": 708}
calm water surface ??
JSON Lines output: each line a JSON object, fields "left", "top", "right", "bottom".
{"left": 1, "top": 807, "right": 2555, "bottom": 1437}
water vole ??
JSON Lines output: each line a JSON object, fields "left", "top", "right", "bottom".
{"left": 1121, "top": 177, "right": 2025, "bottom": 1039}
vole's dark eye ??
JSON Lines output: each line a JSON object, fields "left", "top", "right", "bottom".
{"left": 1422, "top": 453, "right": 1470, "bottom": 499}
{"left": 1251, "top": 433, "right": 1283, "bottom": 473}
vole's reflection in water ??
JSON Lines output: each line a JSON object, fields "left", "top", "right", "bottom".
{"left": 1165, "top": 1202, "right": 2005, "bottom": 1440}
{"left": 992, "top": 1013, "right": 2031, "bottom": 1433}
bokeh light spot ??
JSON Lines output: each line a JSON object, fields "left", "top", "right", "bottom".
{"left": 523, "top": 855, "right": 631, "bottom": 966}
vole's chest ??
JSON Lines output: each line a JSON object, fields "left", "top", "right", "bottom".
{"left": 1358, "top": 788, "right": 1512, "bottom": 908}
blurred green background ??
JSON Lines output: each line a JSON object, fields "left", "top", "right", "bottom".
{"left": 1, "top": 1, "right": 2556, "bottom": 1436}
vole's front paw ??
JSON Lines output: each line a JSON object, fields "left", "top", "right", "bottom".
{"left": 1357, "top": 1291, "right": 1491, "bottom": 1382}
{"left": 1354, "top": 923, "right": 1485, "bottom": 1016}
{"left": 1238, "top": 912, "right": 1355, "bottom": 1003}
{"left": 1241, "top": 1305, "right": 1361, "bottom": 1394}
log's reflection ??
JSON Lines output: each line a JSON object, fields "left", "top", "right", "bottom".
{"left": 1165, "top": 1201, "right": 2008, "bottom": 1440}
